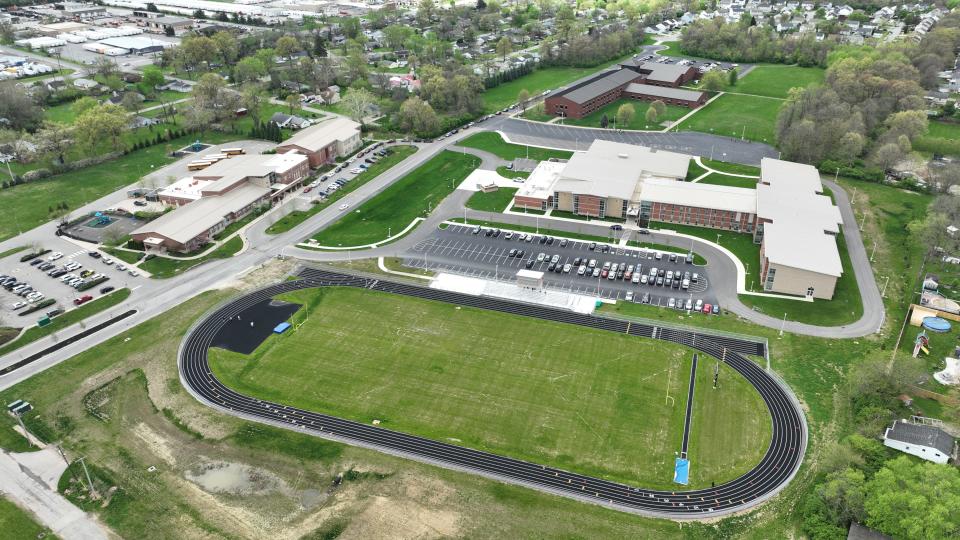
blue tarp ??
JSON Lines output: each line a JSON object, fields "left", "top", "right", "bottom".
{"left": 673, "top": 458, "right": 690, "bottom": 485}
{"left": 273, "top": 322, "right": 292, "bottom": 334}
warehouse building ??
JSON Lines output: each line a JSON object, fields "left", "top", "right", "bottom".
{"left": 512, "top": 142, "right": 844, "bottom": 299}
{"left": 132, "top": 152, "right": 309, "bottom": 253}
{"left": 97, "top": 36, "right": 173, "bottom": 55}
{"left": 275, "top": 117, "right": 362, "bottom": 168}
{"left": 544, "top": 61, "right": 704, "bottom": 119}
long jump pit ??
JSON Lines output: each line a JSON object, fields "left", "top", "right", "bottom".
{"left": 210, "top": 298, "right": 302, "bottom": 354}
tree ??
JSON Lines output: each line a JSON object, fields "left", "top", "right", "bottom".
{"left": 650, "top": 100, "right": 666, "bottom": 117}
{"left": 211, "top": 31, "right": 239, "bottom": 65}
{"left": 864, "top": 457, "right": 960, "bottom": 539}
{"left": 178, "top": 35, "right": 217, "bottom": 71}
{"left": 416, "top": 0, "right": 435, "bottom": 26}
{"left": 140, "top": 65, "right": 165, "bottom": 98}
{"left": 71, "top": 96, "right": 99, "bottom": 118}
{"left": 384, "top": 24, "right": 413, "bottom": 50}
{"left": 34, "top": 122, "right": 75, "bottom": 165}
{"left": 275, "top": 36, "right": 300, "bottom": 59}
{"left": 600, "top": 113, "right": 608, "bottom": 129}
{"left": 233, "top": 57, "right": 267, "bottom": 85}
{"left": 341, "top": 87, "right": 375, "bottom": 125}
{"left": 645, "top": 106, "right": 658, "bottom": 125}
{"left": 701, "top": 70, "right": 727, "bottom": 91}
{"left": 616, "top": 103, "right": 635, "bottom": 128}
{"left": 285, "top": 94, "right": 301, "bottom": 115}
{"left": 121, "top": 92, "right": 145, "bottom": 113}
{"left": 869, "top": 143, "right": 905, "bottom": 173}
{"left": 0, "top": 82, "right": 43, "bottom": 131}
{"left": 74, "top": 104, "right": 129, "bottom": 154}
{"left": 728, "top": 67, "right": 738, "bottom": 86}
{"left": 496, "top": 36, "right": 512, "bottom": 61}
{"left": 517, "top": 89, "right": 530, "bottom": 110}
{"left": 908, "top": 212, "right": 953, "bottom": 257}
{"left": 398, "top": 96, "right": 439, "bottom": 135}
{"left": 817, "top": 468, "right": 867, "bottom": 526}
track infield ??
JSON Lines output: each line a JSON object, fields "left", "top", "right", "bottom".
{"left": 208, "top": 286, "right": 770, "bottom": 490}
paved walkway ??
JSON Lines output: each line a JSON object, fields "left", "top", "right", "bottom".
{"left": 0, "top": 448, "right": 110, "bottom": 540}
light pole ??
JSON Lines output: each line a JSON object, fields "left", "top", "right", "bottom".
{"left": 870, "top": 240, "right": 877, "bottom": 262}
{"left": 779, "top": 312, "right": 787, "bottom": 337}
{"left": 715, "top": 233, "right": 721, "bottom": 244}
{"left": 881, "top": 275, "right": 889, "bottom": 298}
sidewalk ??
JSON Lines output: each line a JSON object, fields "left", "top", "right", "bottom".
{"left": 0, "top": 447, "right": 110, "bottom": 540}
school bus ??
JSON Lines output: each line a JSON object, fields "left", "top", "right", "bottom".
{"left": 221, "top": 147, "right": 245, "bottom": 156}
{"left": 187, "top": 161, "right": 212, "bottom": 171}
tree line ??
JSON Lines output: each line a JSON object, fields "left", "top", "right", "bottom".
{"left": 681, "top": 16, "right": 835, "bottom": 67}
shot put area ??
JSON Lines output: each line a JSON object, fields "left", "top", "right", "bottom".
{"left": 180, "top": 269, "right": 804, "bottom": 518}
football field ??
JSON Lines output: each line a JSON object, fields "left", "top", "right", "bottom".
{"left": 209, "top": 287, "right": 770, "bottom": 489}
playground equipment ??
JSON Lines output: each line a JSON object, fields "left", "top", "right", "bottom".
{"left": 92, "top": 211, "right": 111, "bottom": 226}
{"left": 190, "top": 140, "right": 204, "bottom": 152}
{"left": 913, "top": 330, "right": 930, "bottom": 358}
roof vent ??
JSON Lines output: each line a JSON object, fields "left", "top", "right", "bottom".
{"left": 617, "top": 153, "right": 629, "bottom": 159}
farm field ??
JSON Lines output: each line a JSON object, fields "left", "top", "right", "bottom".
{"left": 732, "top": 65, "right": 825, "bottom": 99}
{"left": 209, "top": 286, "right": 770, "bottom": 489}
{"left": 311, "top": 151, "right": 480, "bottom": 247}
{"left": 566, "top": 99, "right": 690, "bottom": 131}
{"left": 675, "top": 93, "right": 782, "bottom": 144}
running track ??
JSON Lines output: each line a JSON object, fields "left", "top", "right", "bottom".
{"left": 178, "top": 268, "right": 806, "bottom": 519}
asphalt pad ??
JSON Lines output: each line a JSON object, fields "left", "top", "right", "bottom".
{"left": 211, "top": 298, "right": 302, "bottom": 354}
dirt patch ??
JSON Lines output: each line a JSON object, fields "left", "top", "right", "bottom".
{"left": 186, "top": 459, "right": 289, "bottom": 496}
{"left": 214, "top": 257, "right": 298, "bottom": 292}
{"left": 132, "top": 422, "right": 177, "bottom": 467}
{"left": 342, "top": 495, "right": 461, "bottom": 539}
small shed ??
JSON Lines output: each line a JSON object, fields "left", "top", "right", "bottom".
{"left": 516, "top": 269, "right": 544, "bottom": 290}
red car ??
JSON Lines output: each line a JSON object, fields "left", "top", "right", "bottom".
{"left": 702, "top": 303, "right": 712, "bottom": 314}
{"left": 73, "top": 295, "right": 93, "bottom": 306}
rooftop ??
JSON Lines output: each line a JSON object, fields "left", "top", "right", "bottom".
{"left": 555, "top": 140, "right": 689, "bottom": 199}
{"left": 553, "top": 69, "right": 639, "bottom": 105}
{"left": 516, "top": 160, "right": 565, "bottom": 201}
{"left": 885, "top": 420, "right": 956, "bottom": 455}
{"left": 640, "top": 177, "right": 757, "bottom": 214}
{"left": 279, "top": 117, "right": 361, "bottom": 152}
{"left": 621, "top": 60, "right": 693, "bottom": 84}
{"left": 158, "top": 177, "right": 214, "bottom": 202}
{"left": 132, "top": 183, "right": 268, "bottom": 245}
{"left": 624, "top": 83, "right": 705, "bottom": 102}
{"left": 757, "top": 158, "right": 844, "bottom": 277}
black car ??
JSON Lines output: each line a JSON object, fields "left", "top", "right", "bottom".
{"left": 548, "top": 262, "right": 557, "bottom": 271}
{"left": 525, "top": 259, "right": 534, "bottom": 268}
{"left": 516, "top": 250, "right": 525, "bottom": 258}
{"left": 573, "top": 257, "right": 581, "bottom": 266}
{"left": 88, "top": 252, "right": 101, "bottom": 259}
{"left": 492, "top": 229, "right": 501, "bottom": 238}
{"left": 588, "top": 242, "right": 596, "bottom": 250}
{"left": 538, "top": 236, "right": 547, "bottom": 244}
{"left": 638, "top": 229, "right": 650, "bottom": 235}
{"left": 546, "top": 237, "right": 554, "bottom": 245}
{"left": 610, "top": 224, "right": 623, "bottom": 231}
{"left": 100, "top": 286, "right": 115, "bottom": 294}
{"left": 485, "top": 229, "right": 494, "bottom": 237}
{"left": 30, "top": 259, "right": 43, "bottom": 266}
{"left": 601, "top": 245, "right": 610, "bottom": 253}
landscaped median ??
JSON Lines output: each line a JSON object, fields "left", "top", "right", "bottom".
{"left": 0, "top": 288, "right": 131, "bottom": 357}
{"left": 308, "top": 151, "right": 481, "bottom": 248}
{"left": 140, "top": 236, "right": 243, "bottom": 279}
{"left": 266, "top": 145, "right": 418, "bottom": 235}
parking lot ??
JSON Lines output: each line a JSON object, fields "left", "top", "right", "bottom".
{"left": 0, "top": 242, "right": 141, "bottom": 321}
{"left": 404, "top": 224, "right": 720, "bottom": 311}
{"left": 302, "top": 141, "right": 397, "bottom": 201}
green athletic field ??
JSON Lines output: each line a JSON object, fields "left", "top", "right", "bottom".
{"left": 676, "top": 93, "right": 782, "bottom": 144}
{"left": 733, "top": 65, "right": 825, "bottom": 99}
{"left": 209, "top": 287, "right": 771, "bottom": 490}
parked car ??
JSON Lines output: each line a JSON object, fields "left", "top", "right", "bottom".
{"left": 74, "top": 295, "right": 93, "bottom": 306}
{"left": 100, "top": 286, "right": 115, "bottom": 294}
{"left": 88, "top": 252, "right": 101, "bottom": 259}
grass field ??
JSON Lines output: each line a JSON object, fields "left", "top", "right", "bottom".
{"left": 140, "top": 236, "right": 243, "bottom": 278}
{"left": 923, "top": 120, "right": 960, "bottom": 139}
{"left": 266, "top": 145, "right": 418, "bottom": 235}
{"left": 658, "top": 42, "right": 684, "bottom": 57}
{"left": 701, "top": 159, "right": 761, "bottom": 176}
{"left": 0, "top": 288, "right": 131, "bottom": 357}
{"left": 102, "top": 247, "right": 143, "bottom": 265}
{"left": 0, "top": 132, "right": 242, "bottom": 242}
{"left": 696, "top": 172, "right": 758, "bottom": 189}
{"left": 459, "top": 132, "right": 573, "bottom": 161}
{"left": 0, "top": 496, "right": 48, "bottom": 540}
{"left": 676, "top": 93, "right": 782, "bottom": 144}
{"left": 465, "top": 187, "right": 518, "bottom": 212}
{"left": 685, "top": 159, "right": 707, "bottom": 180}
{"left": 566, "top": 99, "right": 690, "bottom": 131}
{"left": 311, "top": 151, "right": 480, "bottom": 247}
{"left": 495, "top": 166, "right": 530, "bottom": 180}
{"left": 209, "top": 286, "right": 769, "bottom": 489}
{"left": 482, "top": 67, "right": 598, "bottom": 113}
{"left": 733, "top": 66, "right": 825, "bottom": 99}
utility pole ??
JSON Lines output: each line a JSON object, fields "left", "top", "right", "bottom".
{"left": 13, "top": 413, "right": 31, "bottom": 448}
{"left": 77, "top": 457, "right": 97, "bottom": 499}
{"left": 881, "top": 275, "right": 889, "bottom": 298}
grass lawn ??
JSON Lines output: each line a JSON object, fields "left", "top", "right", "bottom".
{"left": 0, "top": 246, "right": 28, "bottom": 260}
{"left": 266, "top": 145, "right": 417, "bottom": 235}
{"left": 732, "top": 65, "right": 825, "bottom": 99}
{"left": 701, "top": 159, "right": 761, "bottom": 176}
{"left": 102, "top": 247, "right": 143, "bottom": 265}
{"left": 465, "top": 187, "right": 517, "bottom": 212}
{"left": 0, "top": 132, "right": 243, "bottom": 243}
{"left": 923, "top": 120, "right": 960, "bottom": 139}
{"left": 658, "top": 42, "right": 684, "bottom": 57}
{"left": 210, "top": 286, "right": 769, "bottom": 489}
{"left": 696, "top": 172, "right": 758, "bottom": 188}
{"left": 0, "top": 288, "right": 131, "bottom": 357}
{"left": 495, "top": 166, "right": 530, "bottom": 180}
{"left": 140, "top": 236, "right": 243, "bottom": 279}
{"left": 311, "top": 151, "right": 480, "bottom": 247}
{"left": 459, "top": 132, "right": 573, "bottom": 162}
{"left": 566, "top": 99, "right": 689, "bottom": 130}
{"left": 0, "top": 496, "right": 48, "bottom": 540}
{"left": 43, "top": 100, "right": 80, "bottom": 124}
{"left": 675, "top": 93, "right": 782, "bottom": 144}
{"left": 483, "top": 67, "right": 596, "bottom": 113}
{"left": 685, "top": 159, "right": 707, "bottom": 180}
{"left": 520, "top": 107, "right": 554, "bottom": 122}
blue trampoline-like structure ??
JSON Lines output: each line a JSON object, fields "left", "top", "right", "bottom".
{"left": 673, "top": 457, "right": 690, "bottom": 485}
{"left": 922, "top": 317, "right": 952, "bottom": 333}
{"left": 273, "top": 322, "right": 292, "bottom": 334}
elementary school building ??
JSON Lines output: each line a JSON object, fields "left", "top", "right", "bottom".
{"left": 514, "top": 140, "right": 843, "bottom": 299}
{"left": 544, "top": 61, "right": 706, "bottom": 119}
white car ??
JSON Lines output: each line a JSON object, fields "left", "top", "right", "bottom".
{"left": 349, "top": 168, "right": 363, "bottom": 174}
{"left": 128, "top": 270, "right": 139, "bottom": 277}
{"left": 625, "top": 291, "right": 634, "bottom": 302}
{"left": 48, "top": 252, "right": 63, "bottom": 261}
{"left": 11, "top": 301, "right": 26, "bottom": 310}
{"left": 116, "top": 263, "right": 127, "bottom": 271}
{"left": 27, "top": 293, "right": 43, "bottom": 303}
{"left": 338, "top": 203, "right": 349, "bottom": 211}
{"left": 102, "top": 258, "right": 114, "bottom": 265}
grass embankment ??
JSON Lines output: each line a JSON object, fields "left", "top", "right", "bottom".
{"left": 465, "top": 188, "right": 518, "bottom": 213}
{"left": 482, "top": 66, "right": 599, "bottom": 113}
{"left": 566, "top": 100, "right": 689, "bottom": 130}
{"left": 0, "top": 496, "right": 49, "bottom": 539}
{"left": 0, "top": 132, "right": 242, "bottom": 242}
{"left": 696, "top": 173, "right": 758, "bottom": 188}
{"left": 311, "top": 151, "right": 480, "bottom": 247}
{"left": 700, "top": 159, "right": 761, "bottom": 176}
{"left": 685, "top": 159, "right": 707, "bottom": 180}
{"left": 657, "top": 42, "right": 684, "bottom": 57}
{"left": 458, "top": 132, "right": 573, "bottom": 161}
{"left": 140, "top": 236, "right": 243, "bottom": 278}
{"left": 495, "top": 166, "right": 530, "bottom": 180}
{"left": 0, "top": 288, "right": 131, "bottom": 357}
{"left": 675, "top": 93, "right": 782, "bottom": 144}
{"left": 266, "top": 145, "right": 417, "bottom": 235}
{"left": 210, "top": 287, "right": 769, "bottom": 489}
{"left": 732, "top": 65, "right": 825, "bottom": 99}
{"left": 102, "top": 247, "right": 143, "bottom": 265}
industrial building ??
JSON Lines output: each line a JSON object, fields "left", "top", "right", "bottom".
{"left": 883, "top": 420, "right": 956, "bottom": 464}
{"left": 513, "top": 141, "right": 844, "bottom": 299}
{"left": 275, "top": 117, "right": 362, "bottom": 168}
{"left": 544, "top": 61, "right": 705, "bottom": 119}
{"left": 131, "top": 11, "right": 195, "bottom": 36}
{"left": 131, "top": 151, "right": 309, "bottom": 253}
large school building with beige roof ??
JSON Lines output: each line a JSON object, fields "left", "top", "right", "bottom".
{"left": 513, "top": 141, "right": 844, "bottom": 299}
